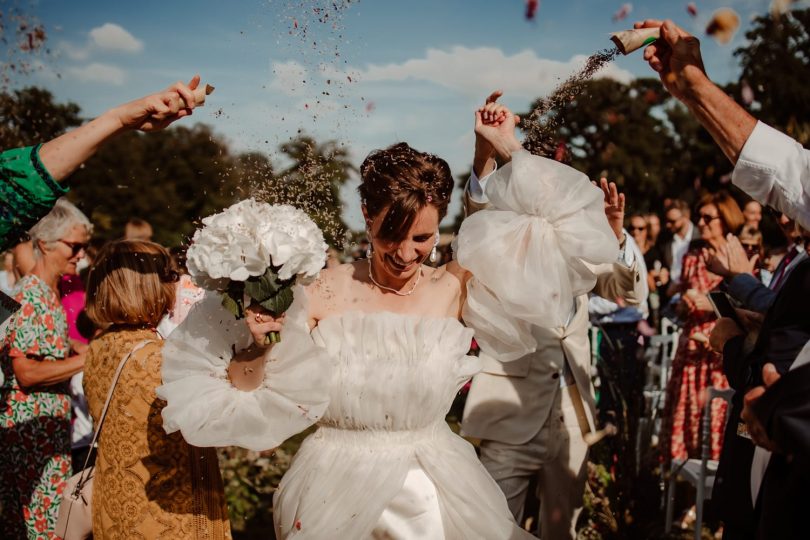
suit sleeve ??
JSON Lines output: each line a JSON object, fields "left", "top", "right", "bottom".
{"left": 727, "top": 273, "right": 776, "bottom": 313}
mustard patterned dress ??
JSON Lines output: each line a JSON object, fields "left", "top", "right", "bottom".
{"left": 0, "top": 274, "right": 72, "bottom": 540}
{"left": 83, "top": 328, "right": 231, "bottom": 540}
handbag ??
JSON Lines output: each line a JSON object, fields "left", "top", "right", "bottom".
{"left": 55, "top": 340, "right": 154, "bottom": 540}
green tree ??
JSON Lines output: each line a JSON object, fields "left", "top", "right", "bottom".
{"left": 68, "top": 125, "right": 242, "bottom": 246}
{"left": 735, "top": 9, "right": 810, "bottom": 144}
{"left": 0, "top": 86, "right": 81, "bottom": 148}
{"left": 257, "top": 135, "right": 355, "bottom": 247}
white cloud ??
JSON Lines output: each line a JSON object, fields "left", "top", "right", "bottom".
{"left": 66, "top": 63, "right": 126, "bottom": 85}
{"left": 268, "top": 60, "right": 309, "bottom": 95}
{"left": 89, "top": 23, "right": 144, "bottom": 53}
{"left": 351, "top": 46, "right": 634, "bottom": 100}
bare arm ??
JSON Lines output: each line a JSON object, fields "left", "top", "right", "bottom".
{"left": 12, "top": 353, "right": 84, "bottom": 387}
{"left": 38, "top": 76, "right": 202, "bottom": 182}
{"left": 637, "top": 19, "right": 756, "bottom": 164}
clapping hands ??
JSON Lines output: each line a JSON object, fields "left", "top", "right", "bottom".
{"left": 704, "top": 234, "right": 759, "bottom": 279}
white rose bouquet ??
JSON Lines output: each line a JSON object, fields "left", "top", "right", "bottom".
{"left": 186, "top": 199, "right": 327, "bottom": 342}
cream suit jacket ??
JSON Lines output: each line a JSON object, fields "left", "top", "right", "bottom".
{"left": 459, "top": 183, "right": 644, "bottom": 445}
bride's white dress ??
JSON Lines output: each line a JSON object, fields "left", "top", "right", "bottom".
{"left": 157, "top": 151, "right": 620, "bottom": 539}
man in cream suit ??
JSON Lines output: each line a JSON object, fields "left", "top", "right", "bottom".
{"left": 460, "top": 93, "right": 646, "bottom": 539}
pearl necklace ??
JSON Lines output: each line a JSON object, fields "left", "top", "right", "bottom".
{"left": 367, "top": 258, "right": 422, "bottom": 296}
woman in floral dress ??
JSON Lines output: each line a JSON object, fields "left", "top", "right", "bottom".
{"left": 0, "top": 199, "right": 91, "bottom": 539}
{"left": 663, "top": 191, "right": 744, "bottom": 463}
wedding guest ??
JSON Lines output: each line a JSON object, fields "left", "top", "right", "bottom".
{"left": 743, "top": 200, "right": 763, "bottom": 231}
{"left": 0, "top": 199, "right": 91, "bottom": 538}
{"left": 83, "top": 239, "right": 230, "bottom": 539}
{"left": 637, "top": 19, "right": 810, "bottom": 229}
{"left": 646, "top": 211, "right": 662, "bottom": 247}
{"left": 661, "top": 199, "right": 698, "bottom": 287}
{"left": 662, "top": 191, "right": 744, "bottom": 464}
{"left": 124, "top": 217, "right": 154, "bottom": 241}
{"left": 0, "top": 76, "right": 201, "bottom": 251}
{"left": 461, "top": 93, "right": 645, "bottom": 540}
{"left": 707, "top": 213, "right": 806, "bottom": 313}
{"left": 0, "top": 250, "right": 15, "bottom": 295}
{"left": 156, "top": 246, "right": 204, "bottom": 337}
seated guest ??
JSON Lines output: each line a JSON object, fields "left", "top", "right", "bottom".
{"left": 83, "top": 240, "right": 230, "bottom": 539}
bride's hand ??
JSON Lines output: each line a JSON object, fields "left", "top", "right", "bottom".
{"left": 245, "top": 304, "right": 285, "bottom": 348}
{"left": 474, "top": 93, "right": 522, "bottom": 162}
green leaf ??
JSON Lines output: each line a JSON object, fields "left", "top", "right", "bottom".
{"left": 221, "top": 291, "right": 243, "bottom": 318}
{"left": 258, "top": 286, "right": 294, "bottom": 316}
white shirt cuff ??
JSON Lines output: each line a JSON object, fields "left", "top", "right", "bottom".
{"left": 468, "top": 165, "right": 497, "bottom": 205}
{"left": 617, "top": 231, "right": 635, "bottom": 267}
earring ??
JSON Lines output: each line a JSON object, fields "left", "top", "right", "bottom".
{"left": 429, "top": 231, "right": 439, "bottom": 263}
{"left": 366, "top": 229, "right": 373, "bottom": 259}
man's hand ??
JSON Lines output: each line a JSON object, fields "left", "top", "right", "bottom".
{"left": 594, "top": 177, "right": 626, "bottom": 242}
{"left": 741, "top": 363, "right": 782, "bottom": 452}
{"left": 635, "top": 19, "right": 708, "bottom": 101}
{"left": 709, "top": 317, "right": 744, "bottom": 351}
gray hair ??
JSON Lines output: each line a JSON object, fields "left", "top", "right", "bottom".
{"left": 29, "top": 198, "right": 93, "bottom": 258}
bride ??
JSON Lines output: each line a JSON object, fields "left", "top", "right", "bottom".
{"left": 157, "top": 100, "right": 619, "bottom": 538}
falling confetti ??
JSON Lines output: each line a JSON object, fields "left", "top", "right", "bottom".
{"left": 525, "top": 0, "right": 539, "bottom": 21}
{"left": 705, "top": 7, "right": 740, "bottom": 44}
{"left": 771, "top": 0, "right": 798, "bottom": 17}
{"left": 740, "top": 80, "right": 754, "bottom": 106}
{"left": 686, "top": 2, "right": 698, "bottom": 17}
{"left": 612, "top": 3, "right": 633, "bottom": 23}
{"left": 365, "top": 101, "right": 376, "bottom": 113}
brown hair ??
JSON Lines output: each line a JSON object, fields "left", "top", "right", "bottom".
{"left": 124, "top": 218, "right": 153, "bottom": 241}
{"left": 667, "top": 199, "right": 691, "bottom": 217}
{"left": 697, "top": 191, "right": 745, "bottom": 236}
{"left": 358, "top": 143, "right": 454, "bottom": 242}
{"left": 85, "top": 240, "right": 177, "bottom": 328}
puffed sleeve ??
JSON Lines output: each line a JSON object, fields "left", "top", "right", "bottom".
{"left": 156, "top": 284, "right": 332, "bottom": 451}
{"left": 456, "top": 150, "right": 619, "bottom": 361}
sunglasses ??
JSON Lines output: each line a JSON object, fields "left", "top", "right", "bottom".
{"left": 741, "top": 243, "right": 760, "bottom": 256}
{"left": 698, "top": 214, "right": 720, "bottom": 223}
{"left": 629, "top": 226, "right": 647, "bottom": 232}
{"left": 57, "top": 239, "right": 89, "bottom": 256}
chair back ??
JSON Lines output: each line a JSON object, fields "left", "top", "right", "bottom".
{"left": 701, "top": 387, "right": 735, "bottom": 463}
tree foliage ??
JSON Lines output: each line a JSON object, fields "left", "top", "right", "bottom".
{"left": 0, "top": 86, "right": 80, "bottom": 147}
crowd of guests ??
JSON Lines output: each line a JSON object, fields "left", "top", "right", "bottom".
{"left": 0, "top": 16, "right": 809, "bottom": 540}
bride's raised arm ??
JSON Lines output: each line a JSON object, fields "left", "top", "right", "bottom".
{"left": 156, "top": 283, "right": 332, "bottom": 452}
{"left": 454, "top": 93, "right": 620, "bottom": 361}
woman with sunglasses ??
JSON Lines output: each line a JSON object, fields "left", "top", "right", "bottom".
{"left": 662, "top": 191, "right": 744, "bottom": 466}
{"left": 0, "top": 198, "right": 92, "bottom": 538}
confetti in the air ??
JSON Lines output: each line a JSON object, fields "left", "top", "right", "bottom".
{"left": 686, "top": 2, "right": 698, "bottom": 17}
{"left": 706, "top": 8, "right": 740, "bottom": 44}
{"left": 612, "top": 3, "right": 633, "bottom": 23}
{"left": 525, "top": 0, "right": 539, "bottom": 21}
{"left": 741, "top": 80, "right": 754, "bottom": 106}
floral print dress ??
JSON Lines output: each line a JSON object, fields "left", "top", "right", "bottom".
{"left": 0, "top": 274, "right": 72, "bottom": 540}
{"left": 663, "top": 247, "right": 729, "bottom": 463}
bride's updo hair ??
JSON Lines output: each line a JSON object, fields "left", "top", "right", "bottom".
{"left": 359, "top": 142, "right": 454, "bottom": 242}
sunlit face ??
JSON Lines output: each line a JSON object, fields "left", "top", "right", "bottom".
{"left": 365, "top": 204, "right": 439, "bottom": 283}
{"left": 647, "top": 214, "right": 661, "bottom": 239}
{"left": 697, "top": 204, "right": 724, "bottom": 242}
{"left": 743, "top": 201, "right": 762, "bottom": 227}
{"left": 629, "top": 217, "right": 648, "bottom": 246}
{"left": 43, "top": 224, "right": 90, "bottom": 277}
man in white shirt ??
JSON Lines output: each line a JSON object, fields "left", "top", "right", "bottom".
{"left": 637, "top": 19, "right": 810, "bottom": 230}
{"left": 661, "top": 199, "right": 697, "bottom": 286}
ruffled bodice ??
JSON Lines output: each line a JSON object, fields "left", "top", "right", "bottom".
{"left": 314, "top": 311, "right": 479, "bottom": 431}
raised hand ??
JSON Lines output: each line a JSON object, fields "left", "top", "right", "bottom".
{"left": 594, "top": 177, "right": 625, "bottom": 242}
{"left": 473, "top": 90, "right": 522, "bottom": 163}
{"left": 634, "top": 19, "right": 707, "bottom": 101}
{"left": 111, "top": 75, "right": 201, "bottom": 132}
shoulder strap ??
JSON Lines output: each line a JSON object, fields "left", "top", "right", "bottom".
{"left": 74, "top": 339, "right": 155, "bottom": 486}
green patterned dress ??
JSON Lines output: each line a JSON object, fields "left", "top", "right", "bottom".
{"left": 0, "top": 274, "right": 72, "bottom": 540}
{"left": 0, "top": 145, "right": 68, "bottom": 251}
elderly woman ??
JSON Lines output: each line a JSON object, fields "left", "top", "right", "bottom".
{"left": 0, "top": 198, "right": 91, "bottom": 539}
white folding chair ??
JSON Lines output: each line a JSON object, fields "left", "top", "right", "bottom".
{"left": 664, "top": 386, "right": 735, "bottom": 539}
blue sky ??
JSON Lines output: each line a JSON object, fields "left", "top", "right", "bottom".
{"left": 16, "top": 0, "right": 806, "bottom": 227}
